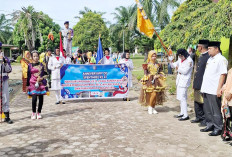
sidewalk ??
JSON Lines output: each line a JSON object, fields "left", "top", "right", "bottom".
{"left": 0, "top": 77, "right": 232, "bottom": 157}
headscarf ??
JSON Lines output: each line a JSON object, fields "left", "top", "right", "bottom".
{"left": 147, "top": 50, "right": 157, "bottom": 64}
{"left": 86, "top": 51, "right": 92, "bottom": 59}
{"left": 24, "top": 51, "right": 32, "bottom": 60}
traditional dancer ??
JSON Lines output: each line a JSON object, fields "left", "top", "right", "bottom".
{"left": 139, "top": 50, "right": 166, "bottom": 114}
{"left": 119, "top": 50, "right": 134, "bottom": 101}
{"left": 0, "top": 42, "right": 13, "bottom": 124}
{"left": 27, "top": 50, "right": 49, "bottom": 119}
{"left": 48, "top": 47, "right": 65, "bottom": 104}
{"left": 170, "top": 49, "right": 193, "bottom": 121}
{"left": 21, "top": 51, "right": 32, "bottom": 92}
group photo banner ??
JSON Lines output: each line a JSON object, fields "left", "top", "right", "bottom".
{"left": 60, "top": 64, "right": 129, "bottom": 100}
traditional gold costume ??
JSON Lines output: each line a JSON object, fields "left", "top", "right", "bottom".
{"left": 139, "top": 51, "right": 166, "bottom": 107}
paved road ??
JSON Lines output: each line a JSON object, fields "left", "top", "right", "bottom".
{"left": 1, "top": 66, "right": 232, "bottom": 156}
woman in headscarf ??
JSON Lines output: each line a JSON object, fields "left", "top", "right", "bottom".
{"left": 21, "top": 51, "right": 33, "bottom": 93}
{"left": 118, "top": 50, "right": 134, "bottom": 101}
{"left": 139, "top": 50, "right": 166, "bottom": 114}
{"left": 85, "top": 51, "right": 96, "bottom": 64}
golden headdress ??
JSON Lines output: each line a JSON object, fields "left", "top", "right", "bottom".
{"left": 147, "top": 50, "right": 157, "bottom": 64}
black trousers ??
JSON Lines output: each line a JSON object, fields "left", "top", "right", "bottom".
{"left": 194, "top": 101, "right": 205, "bottom": 121}
{"left": 203, "top": 93, "right": 223, "bottom": 131}
{"left": 32, "top": 95, "right": 44, "bottom": 113}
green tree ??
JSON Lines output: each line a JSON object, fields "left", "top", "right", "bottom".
{"left": 110, "top": 5, "right": 137, "bottom": 52}
{"left": 0, "top": 14, "right": 13, "bottom": 44}
{"left": 12, "top": 6, "right": 60, "bottom": 52}
{"left": 72, "top": 12, "right": 110, "bottom": 51}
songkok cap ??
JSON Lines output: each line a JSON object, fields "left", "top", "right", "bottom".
{"left": 208, "top": 41, "right": 221, "bottom": 48}
{"left": 198, "top": 40, "right": 209, "bottom": 45}
{"left": 64, "top": 21, "right": 69, "bottom": 25}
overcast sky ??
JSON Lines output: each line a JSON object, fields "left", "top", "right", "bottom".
{"left": 0, "top": 0, "right": 184, "bottom": 29}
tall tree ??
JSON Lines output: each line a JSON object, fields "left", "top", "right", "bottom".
{"left": 12, "top": 6, "right": 44, "bottom": 52}
{"left": 72, "top": 12, "right": 110, "bottom": 51}
{"left": 12, "top": 6, "right": 60, "bottom": 52}
{"left": 0, "top": 14, "right": 13, "bottom": 44}
{"left": 110, "top": 5, "right": 137, "bottom": 52}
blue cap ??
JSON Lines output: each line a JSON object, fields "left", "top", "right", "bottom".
{"left": 64, "top": 21, "right": 69, "bottom": 25}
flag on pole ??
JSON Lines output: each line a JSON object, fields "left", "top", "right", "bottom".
{"left": 135, "top": 0, "right": 155, "bottom": 39}
{"left": 59, "top": 32, "right": 64, "bottom": 57}
{"left": 96, "top": 35, "right": 103, "bottom": 64}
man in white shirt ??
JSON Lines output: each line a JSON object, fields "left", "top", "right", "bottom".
{"left": 200, "top": 41, "right": 228, "bottom": 136}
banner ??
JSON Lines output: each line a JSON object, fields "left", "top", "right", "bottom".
{"left": 60, "top": 64, "right": 129, "bottom": 100}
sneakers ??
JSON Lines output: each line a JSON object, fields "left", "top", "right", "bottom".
{"left": 37, "top": 113, "right": 42, "bottom": 119}
{"left": 152, "top": 108, "right": 158, "bottom": 114}
{"left": 31, "top": 113, "right": 36, "bottom": 120}
{"left": 148, "top": 106, "right": 158, "bottom": 114}
{"left": 148, "top": 106, "right": 153, "bottom": 114}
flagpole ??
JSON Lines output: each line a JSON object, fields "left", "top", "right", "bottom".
{"left": 153, "top": 29, "right": 168, "bottom": 55}
{"left": 123, "top": 30, "right": 125, "bottom": 53}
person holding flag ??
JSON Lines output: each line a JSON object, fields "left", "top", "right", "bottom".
{"left": 48, "top": 47, "right": 65, "bottom": 105}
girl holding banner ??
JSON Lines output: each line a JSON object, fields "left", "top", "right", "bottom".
{"left": 119, "top": 50, "right": 134, "bottom": 101}
{"left": 139, "top": 50, "right": 166, "bottom": 114}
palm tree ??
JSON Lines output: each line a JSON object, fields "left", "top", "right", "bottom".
{"left": 0, "top": 14, "right": 13, "bottom": 44}
{"left": 110, "top": 5, "right": 137, "bottom": 52}
{"left": 12, "top": 6, "right": 44, "bottom": 52}
{"left": 140, "top": 0, "right": 180, "bottom": 30}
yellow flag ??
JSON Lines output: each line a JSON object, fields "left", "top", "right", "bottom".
{"left": 135, "top": 0, "right": 155, "bottom": 38}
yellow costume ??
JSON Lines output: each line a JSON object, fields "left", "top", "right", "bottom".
{"left": 20, "top": 51, "right": 32, "bottom": 92}
{"left": 139, "top": 50, "right": 166, "bottom": 107}
{"left": 86, "top": 52, "right": 96, "bottom": 64}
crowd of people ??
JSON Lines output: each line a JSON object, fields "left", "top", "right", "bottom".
{"left": 1, "top": 29, "right": 232, "bottom": 141}
{"left": 19, "top": 44, "right": 134, "bottom": 120}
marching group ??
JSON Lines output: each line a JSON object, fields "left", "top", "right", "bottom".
{"left": 20, "top": 46, "right": 134, "bottom": 120}
{"left": 1, "top": 31, "right": 232, "bottom": 140}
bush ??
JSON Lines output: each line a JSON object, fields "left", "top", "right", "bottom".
{"left": 16, "top": 56, "right": 22, "bottom": 63}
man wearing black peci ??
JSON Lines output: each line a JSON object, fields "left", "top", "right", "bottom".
{"left": 191, "top": 40, "right": 210, "bottom": 126}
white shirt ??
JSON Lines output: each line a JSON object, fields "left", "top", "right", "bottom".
{"left": 64, "top": 56, "right": 72, "bottom": 64}
{"left": 101, "top": 56, "right": 114, "bottom": 64}
{"left": 170, "top": 56, "right": 193, "bottom": 88}
{"left": 201, "top": 53, "right": 228, "bottom": 95}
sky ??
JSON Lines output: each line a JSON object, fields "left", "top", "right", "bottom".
{"left": 0, "top": 0, "right": 184, "bottom": 29}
